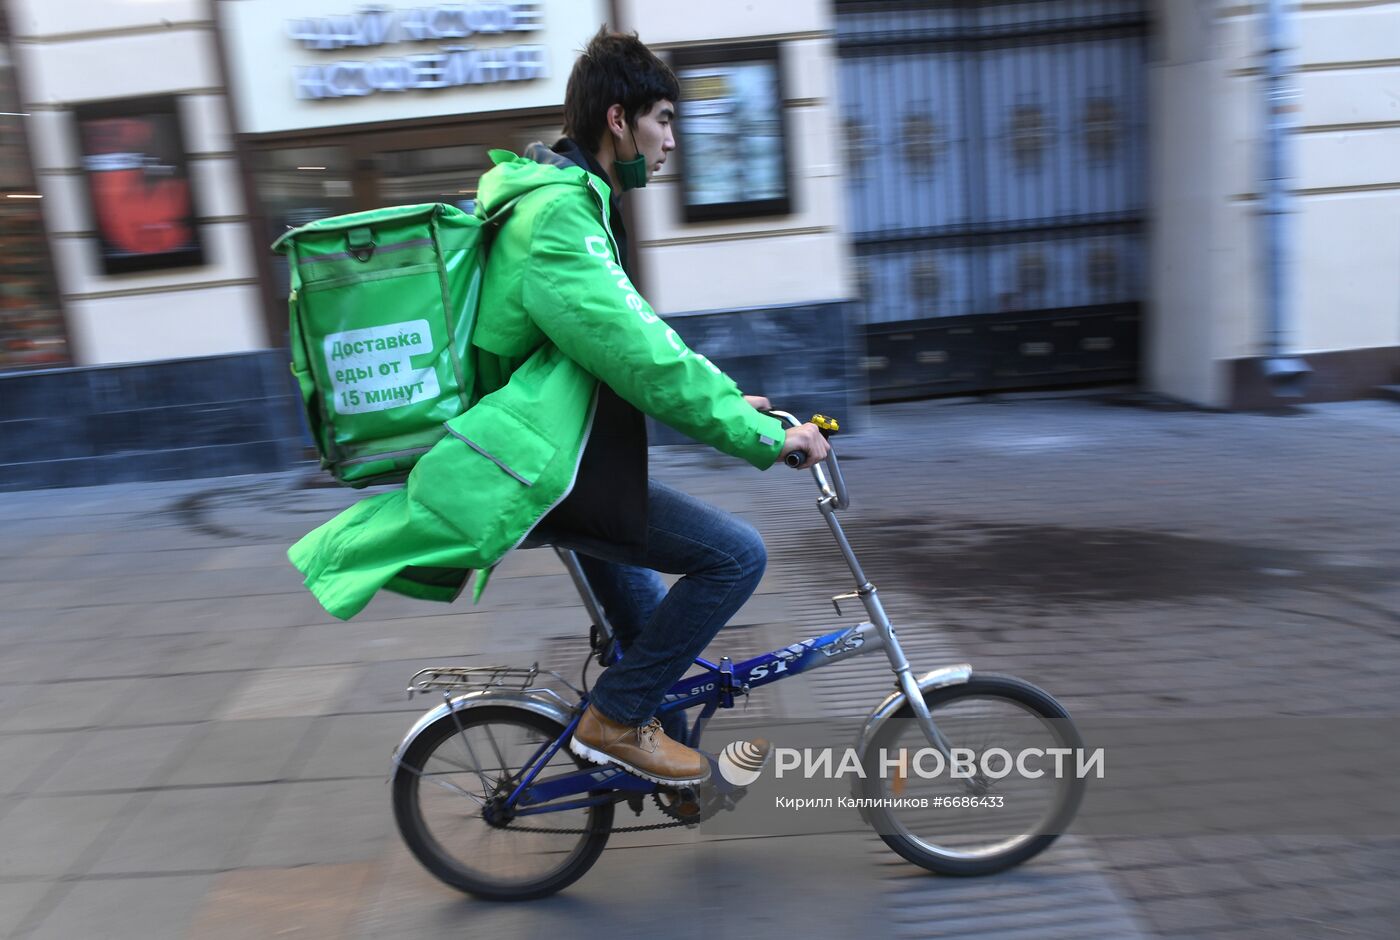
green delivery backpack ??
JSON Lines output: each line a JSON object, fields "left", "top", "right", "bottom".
{"left": 272, "top": 200, "right": 515, "bottom": 487}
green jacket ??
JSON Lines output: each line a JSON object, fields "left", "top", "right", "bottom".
{"left": 288, "top": 148, "right": 786, "bottom": 620}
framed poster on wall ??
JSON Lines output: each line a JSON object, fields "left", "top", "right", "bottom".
{"left": 73, "top": 95, "right": 204, "bottom": 275}
{"left": 670, "top": 42, "right": 792, "bottom": 223}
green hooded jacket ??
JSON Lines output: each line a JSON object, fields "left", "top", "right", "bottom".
{"left": 287, "top": 148, "right": 786, "bottom": 620}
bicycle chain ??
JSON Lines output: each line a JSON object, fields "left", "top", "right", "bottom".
{"left": 497, "top": 818, "right": 692, "bottom": 835}
{"left": 498, "top": 794, "right": 719, "bottom": 834}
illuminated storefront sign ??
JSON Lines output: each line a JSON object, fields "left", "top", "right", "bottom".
{"left": 286, "top": 3, "right": 541, "bottom": 48}
{"left": 220, "top": 0, "right": 603, "bottom": 133}
{"left": 287, "top": 3, "right": 547, "bottom": 100}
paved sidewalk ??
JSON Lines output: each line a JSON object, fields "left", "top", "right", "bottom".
{"left": 1, "top": 393, "right": 1397, "bottom": 938}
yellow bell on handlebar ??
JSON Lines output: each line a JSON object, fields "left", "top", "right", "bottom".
{"left": 812, "top": 414, "right": 840, "bottom": 436}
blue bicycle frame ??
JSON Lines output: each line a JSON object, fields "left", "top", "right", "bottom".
{"left": 504, "top": 619, "right": 885, "bottom": 816}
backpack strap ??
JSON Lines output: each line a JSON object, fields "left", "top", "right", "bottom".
{"left": 479, "top": 191, "right": 530, "bottom": 229}
{"left": 285, "top": 253, "right": 330, "bottom": 464}
{"left": 478, "top": 181, "right": 577, "bottom": 229}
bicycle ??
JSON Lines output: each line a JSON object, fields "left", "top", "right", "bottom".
{"left": 389, "top": 411, "right": 1086, "bottom": 900}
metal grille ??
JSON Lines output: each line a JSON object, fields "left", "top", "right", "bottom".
{"left": 836, "top": 0, "right": 1149, "bottom": 399}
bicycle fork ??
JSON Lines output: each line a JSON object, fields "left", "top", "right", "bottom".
{"left": 818, "top": 494, "right": 958, "bottom": 758}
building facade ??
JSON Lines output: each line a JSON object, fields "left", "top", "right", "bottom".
{"left": 1149, "top": 0, "right": 1400, "bottom": 408}
{"left": 0, "top": 0, "right": 292, "bottom": 489}
{"left": 1, "top": 0, "right": 1397, "bottom": 490}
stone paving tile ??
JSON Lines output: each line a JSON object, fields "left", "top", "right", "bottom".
{"left": 262, "top": 616, "right": 500, "bottom": 669}
{"left": 34, "top": 724, "right": 203, "bottom": 794}
{"left": 163, "top": 717, "right": 315, "bottom": 786}
{"left": 345, "top": 845, "right": 487, "bottom": 939}
{"left": 213, "top": 664, "right": 361, "bottom": 722}
{"left": 294, "top": 710, "right": 428, "bottom": 780}
{"left": 185, "top": 862, "right": 377, "bottom": 939}
{"left": 0, "top": 678, "right": 143, "bottom": 733}
{"left": 0, "top": 793, "right": 136, "bottom": 878}
{"left": 233, "top": 778, "right": 393, "bottom": 868}
{"left": 0, "top": 638, "right": 98, "bottom": 683}
{"left": 106, "top": 670, "right": 248, "bottom": 728}
{"left": 0, "top": 731, "right": 79, "bottom": 797}
{"left": 0, "top": 548, "right": 233, "bottom": 584}
{"left": 24, "top": 873, "right": 216, "bottom": 940}
{"left": 20, "top": 597, "right": 315, "bottom": 643}
{"left": 155, "top": 628, "right": 285, "bottom": 675}
{"left": 61, "top": 636, "right": 186, "bottom": 681}
{"left": 0, "top": 882, "right": 51, "bottom": 939}
{"left": 862, "top": 834, "right": 1151, "bottom": 937}
{"left": 0, "top": 568, "right": 307, "bottom": 611}
{"left": 85, "top": 784, "right": 277, "bottom": 876}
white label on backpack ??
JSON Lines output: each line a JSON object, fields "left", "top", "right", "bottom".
{"left": 323, "top": 319, "right": 440, "bottom": 415}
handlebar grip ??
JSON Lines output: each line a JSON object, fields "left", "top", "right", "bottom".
{"left": 784, "top": 450, "right": 806, "bottom": 469}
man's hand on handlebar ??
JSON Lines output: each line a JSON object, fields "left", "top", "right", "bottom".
{"left": 780, "top": 422, "right": 830, "bottom": 470}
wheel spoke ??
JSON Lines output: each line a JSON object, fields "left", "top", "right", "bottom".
{"left": 481, "top": 722, "right": 510, "bottom": 780}
{"left": 446, "top": 706, "right": 495, "bottom": 796}
{"left": 417, "top": 771, "right": 489, "bottom": 804}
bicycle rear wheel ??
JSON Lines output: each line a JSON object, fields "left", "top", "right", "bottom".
{"left": 391, "top": 704, "right": 613, "bottom": 900}
{"left": 860, "top": 674, "right": 1085, "bottom": 876}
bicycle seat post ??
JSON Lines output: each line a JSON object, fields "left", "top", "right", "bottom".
{"left": 554, "top": 546, "right": 618, "bottom": 662}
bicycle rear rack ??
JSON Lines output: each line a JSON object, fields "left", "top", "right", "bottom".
{"left": 406, "top": 663, "right": 581, "bottom": 700}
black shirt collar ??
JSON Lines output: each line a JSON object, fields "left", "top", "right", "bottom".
{"left": 552, "top": 136, "right": 629, "bottom": 275}
{"left": 552, "top": 137, "right": 612, "bottom": 197}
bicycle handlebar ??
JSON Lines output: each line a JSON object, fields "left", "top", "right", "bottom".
{"left": 767, "top": 410, "right": 850, "bottom": 510}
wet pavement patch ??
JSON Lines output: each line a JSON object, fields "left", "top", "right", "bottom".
{"left": 167, "top": 483, "right": 354, "bottom": 543}
{"left": 837, "top": 516, "right": 1396, "bottom": 609}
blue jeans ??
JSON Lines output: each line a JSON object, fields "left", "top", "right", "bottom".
{"left": 536, "top": 479, "right": 766, "bottom": 731}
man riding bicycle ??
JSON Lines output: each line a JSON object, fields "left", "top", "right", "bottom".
{"left": 290, "top": 28, "right": 828, "bottom": 786}
{"left": 489, "top": 29, "right": 828, "bottom": 786}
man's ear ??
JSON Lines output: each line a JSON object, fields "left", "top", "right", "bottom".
{"left": 605, "top": 103, "right": 628, "bottom": 140}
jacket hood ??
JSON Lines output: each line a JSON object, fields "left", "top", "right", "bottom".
{"left": 476, "top": 143, "right": 613, "bottom": 215}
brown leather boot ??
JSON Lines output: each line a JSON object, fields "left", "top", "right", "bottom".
{"left": 569, "top": 704, "right": 711, "bottom": 785}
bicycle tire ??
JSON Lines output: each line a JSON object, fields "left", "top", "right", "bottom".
{"left": 860, "top": 673, "right": 1086, "bottom": 876}
{"left": 391, "top": 704, "right": 614, "bottom": 900}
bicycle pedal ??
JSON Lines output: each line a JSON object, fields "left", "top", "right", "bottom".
{"left": 655, "top": 787, "right": 703, "bottom": 820}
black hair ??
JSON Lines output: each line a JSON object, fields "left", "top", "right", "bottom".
{"left": 562, "top": 28, "right": 680, "bottom": 153}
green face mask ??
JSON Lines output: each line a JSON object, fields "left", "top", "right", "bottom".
{"left": 613, "top": 127, "right": 648, "bottom": 191}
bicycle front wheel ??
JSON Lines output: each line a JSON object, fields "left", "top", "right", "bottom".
{"left": 391, "top": 704, "right": 613, "bottom": 900}
{"left": 860, "top": 674, "right": 1085, "bottom": 876}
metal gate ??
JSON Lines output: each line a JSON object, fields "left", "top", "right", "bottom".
{"left": 836, "top": 0, "right": 1148, "bottom": 399}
